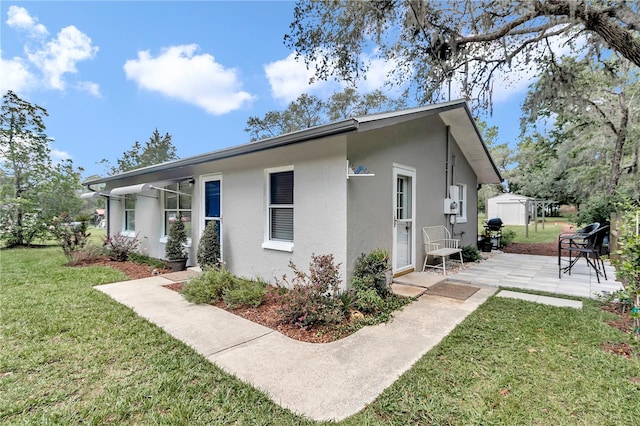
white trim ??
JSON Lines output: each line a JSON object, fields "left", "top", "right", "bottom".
{"left": 261, "top": 240, "right": 294, "bottom": 252}
{"left": 392, "top": 164, "right": 416, "bottom": 274}
{"left": 200, "top": 173, "right": 223, "bottom": 262}
{"left": 264, "top": 165, "right": 294, "bottom": 249}
{"left": 455, "top": 183, "right": 468, "bottom": 223}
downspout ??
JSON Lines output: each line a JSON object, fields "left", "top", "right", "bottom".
{"left": 445, "top": 126, "right": 450, "bottom": 200}
{"left": 87, "top": 183, "right": 110, "bottom": 236}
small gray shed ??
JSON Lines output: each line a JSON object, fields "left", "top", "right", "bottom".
{"left": 486, "top": 193, "right": 533, "bottom": 226}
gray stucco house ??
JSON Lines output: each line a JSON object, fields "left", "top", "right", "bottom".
{"left": 83, "top": 100, "right": 502, "bottom": 286}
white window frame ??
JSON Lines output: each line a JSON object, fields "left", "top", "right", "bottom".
{"left": 122, "top": 194, "right": 136, "bottom": 237}
{"left": 262, "top": 165, "right": 294, "bottom": 252}
{"left": 159, "top": 182, "right": 193, "bottom": 246}
{"left": 455, "top": 183, "right": 468, "bottom": 223}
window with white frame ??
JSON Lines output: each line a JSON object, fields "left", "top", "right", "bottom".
{"left": 162, "top": 181, "right": 192, "bottom": 237}
{"left": 123, "top": 194, "right": 136, "bottom": 232}
{"left": 263, "top": 167, "right": 294, "bottom": 251}
{"left": 455, "top": 183, "right": 467, "bottom": 223}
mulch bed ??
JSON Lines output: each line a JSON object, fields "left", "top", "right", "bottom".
{"left": 72, "top": 256, "right": 172, "bottom": 280}
{"left": 599, "top": 303, "right": 639, "bottom": 359}
{"left": 163, "top": 282, "right": 355, "bottom": 344}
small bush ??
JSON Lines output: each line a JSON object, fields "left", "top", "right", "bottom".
{"left": 501, "top": 228, "right": 516, "bottom": 246}
{"left": 354, "top": 288, "right": 384, "bottom": 313}
{"left": 197, "top": 220, "right": 221, "bottom": 269}
{"left": 182, "top": 267, "right": 236, "bottom": 304}
{"left": 104, "top": 233, "right": 140, "bottom": 261}
{"left": 278, "top": 254, "right": 345, "bottom": 329}
{"left": 461, "top": 245, "right": 482, "bottom": 262}
{"left": 49, "top": 213, "right": 92, "bottom": 263}
{"left": 165, "top": 218, "right": 189, "bottom": 260}
{"left": 70, "top": 243, "right": 104, "bottom": 265}
{"left": 353, "top": 248, "right": 391, "bottom": 297}
{"left": 222, "top": 279, "right": 266, "bottom": 309}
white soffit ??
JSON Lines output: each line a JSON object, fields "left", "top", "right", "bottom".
{"left": 439, "top": 109, "right": 502, "bottom": 184}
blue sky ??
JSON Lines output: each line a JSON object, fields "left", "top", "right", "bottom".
{"left": 1, "top": 1, "right": 527, "bottom": 179}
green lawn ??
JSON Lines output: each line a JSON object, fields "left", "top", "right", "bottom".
{"left": 2, "top": 247, "right": 639, "bottom": 424}
{"left": 480, "top": 213, "right": 573, "bottom": 244}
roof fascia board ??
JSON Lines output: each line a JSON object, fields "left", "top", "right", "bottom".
{"left": 84, "top": 119, "right": 357, "bottom": 186}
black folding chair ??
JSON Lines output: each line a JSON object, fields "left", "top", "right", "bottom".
{"left": 559, "top": 225, "right": 609, "bottom": 282}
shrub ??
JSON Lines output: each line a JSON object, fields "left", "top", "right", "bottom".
{"left": 352, "top": 248, "right": 392, "bottom": 297}
{"left": 501, "top": 228, "right": 516, "bottom": 246}
{"left": 165, "top": 217, "right": 188, "bottom": 260}
{"left": 49, "top": 212, "right": 92, "bottom": 264}
{"left": 197, "top": 220, "right": 221, "bottom": 269}
{"left": 577, "top": 194, "right": 616, "bottom": 226}
{"left": 104, "top": 232, "right": 140, "bottom": 261}
{"left": 182, "top": 267, "right": 237, "bottom": 304}
{"left": 354, "top": 288, "right": 384, "bottom": 314}
{"left": 461, "top": 245, "right": 482, "bottom": 262}
{"left": 222, "top": 279, "right": 266, "bottom": 309}
{"left": 278, "top": 254, "right": 345, "bottom": 329}
{"left": 70, "top": 243, "right": 104, "bottom": 265}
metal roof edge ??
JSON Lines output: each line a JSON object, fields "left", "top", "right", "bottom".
{"left": 83, "top": 118, "right": 357, "bottom": 185}
{"left": 461, "top": 102, "right": 504, "bottom": 183}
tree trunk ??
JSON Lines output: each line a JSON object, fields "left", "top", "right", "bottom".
{"left": 543, "top": 0, "right": 640, "bottom": 67}
{"left": 607, "top": 94, "right": 629, "bottom": 196}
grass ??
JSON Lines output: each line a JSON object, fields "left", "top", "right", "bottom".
{"left": 2, "top": 247, "right": 639, "bottom": 424}
{"left": 480, "top": 213, "right": 573, "bottom": 244}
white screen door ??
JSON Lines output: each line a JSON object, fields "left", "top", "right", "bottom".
{"left": 393, "top": 165, "right": 416, "bottom": 273}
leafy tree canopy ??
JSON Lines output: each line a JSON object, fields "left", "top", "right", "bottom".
{"left": 516, "top": 54, "right": 639, "bottom": 200}
{"left": 101, "top": 128, "right": 178, "bottom": 175}
{"left": 0, "top": 90, "right": 84, "bottom": 246}
{"left": 286, "top": 0, "right": 640, "bottom": 109}
{"left": 245, "top": 87, "right": 404, "bottom": 141}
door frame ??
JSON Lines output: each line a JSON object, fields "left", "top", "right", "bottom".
{"left": 200, "top": 173, "right": 223, "bottom": 262}
{"left": 392, "top": 164, "right": 416, "bottom": 275}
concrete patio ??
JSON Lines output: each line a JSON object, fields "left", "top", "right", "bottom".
{"left": 448, "top": 252, "right": 623, "bottom": 298}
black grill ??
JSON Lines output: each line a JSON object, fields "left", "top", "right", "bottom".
{"left": 485, "top": 218, "right": 504, "bottom": 231}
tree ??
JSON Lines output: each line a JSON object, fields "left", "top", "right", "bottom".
{"left": 286, "top": 1, "right": 639, "bottom": 108}
{"left": 101, "top": 128, "right": 178, "bottom": 175}
{"left": 476, "top": 121, "right": 514, "bottom": 212}
{"left": 245, "top": 88, "right": 402, "bottom": 141}
{"left": 0, "top": 91, "right": 84, "bottom": 246}
{"left": 519, "top": 55, "right": 639, "bottom": 199}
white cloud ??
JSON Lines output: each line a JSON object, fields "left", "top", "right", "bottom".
{"left": 6, "top": 5, "right": 47, "bottom": 37}
{"left": 0, "top": 54, "right": 35, "bottom": 94}
{"left": 264, "top": 51, "right": 404, "bottom": 104}
{"left": 3, "top": 6, "right": 99, "bottom": 94}
{"left": 51, "top": 149, "right": 72, "bottom": 162}
{"left": 124, "top": 44, "right": 254, "bottom": 115}
{"left": 76, "top": 81, "right": 101, "bottom": 97}
{"left": 264, "top": 52, "right": 335, "bottom": 103}
{"left": 26, "top": 25, "right": 98, "bottom": 91}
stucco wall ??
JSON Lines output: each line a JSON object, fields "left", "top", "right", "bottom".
{"left": 346, "top": 114, "right": 479, "bottom": 276}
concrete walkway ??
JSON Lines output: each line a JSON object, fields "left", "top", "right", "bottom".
{"left": 94, "top": 252, "right": 621, "bottom": 422}
{"left": 96, "top": 276, "right": 494, "bottom": 422}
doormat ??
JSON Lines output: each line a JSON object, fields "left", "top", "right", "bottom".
{"left": 426, "top": 282, "right": 480, "bottom": 300}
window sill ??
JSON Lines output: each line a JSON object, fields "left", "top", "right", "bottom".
{"left": 121, "top": 230, "right": 137, "bottom": 238}
{"left": 159, "top": 236, "right": 192, "bottom": 247}
{"left": 262, "top": 240, "right": 294, "bottom": 252}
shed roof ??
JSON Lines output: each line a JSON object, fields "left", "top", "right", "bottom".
{"left": 84, "top": 100, "right": 502, "bottom": 187}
